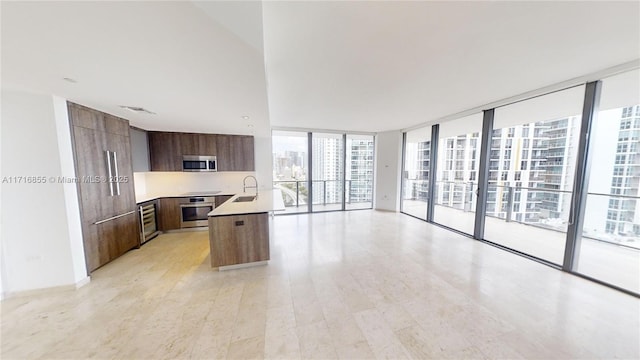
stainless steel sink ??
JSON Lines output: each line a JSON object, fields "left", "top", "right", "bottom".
{"left": 233, "top": 195, "right": 256, "bottom": 203}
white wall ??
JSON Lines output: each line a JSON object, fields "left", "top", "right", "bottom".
{"left": 1, "top": 90, "right": 87, "bottom": 295}
{"left": 253, "top": 134, "right": 273, "bottom": 193}
{"left": 52, "top": 97, "right": 88, "bottom": 286}
{"left": 140, "top": 171, "right": 258, "bottom": 195}
{"left": 374, "top": 131, "right": 403, "bottom": 211}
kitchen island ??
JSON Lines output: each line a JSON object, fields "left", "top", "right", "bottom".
{"left": 207, "top": 189, "right": 284, "bottom": 270}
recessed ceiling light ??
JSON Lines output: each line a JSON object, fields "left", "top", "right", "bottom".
{"left": 119, "top": 105, "right": 156, "bottom": 115}
{"left": 242, "top": 116, "right": 250, "bottom": 120}
{"left": 62, "top": 77, "right": 78, "bottom": 83}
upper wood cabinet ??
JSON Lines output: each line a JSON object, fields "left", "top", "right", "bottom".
{"left": 148, "top": 132, "right": 182, "bottom": 171}
{"left": 148, "top": 132, "right": 253, "bottom": 172}
{"left": 180, "top": 133, "right": 198, "bottom": 156}
{"left": 216, "top": 135, "right": 255, "bottom": 171}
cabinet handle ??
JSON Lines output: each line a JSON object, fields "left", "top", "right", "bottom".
{"left": 113, "top": 151, "right": 121, "bottom": 196}
{"left": 106, "top": 150, "right": 114, "bottom": 196}
{"left": 94, "top": 210, "right": 135, "bottom": 225}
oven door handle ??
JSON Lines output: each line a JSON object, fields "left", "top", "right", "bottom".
{"left": 180, "top": 203, "right": 214, "bottom": 208}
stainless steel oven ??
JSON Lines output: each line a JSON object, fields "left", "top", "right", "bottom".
{"left": 180, "top": 197, "right": 215, "bottom": 228}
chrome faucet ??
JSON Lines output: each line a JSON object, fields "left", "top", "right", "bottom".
{"left": 243, "top": 175, "right": 258, "bottom": 195}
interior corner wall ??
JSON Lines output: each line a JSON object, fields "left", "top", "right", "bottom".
{"left": 1, "top": 90, "right": 85, "bottom": 294}
{"left": 374, "top": 130, "right": 403, "bottom": 212}
{"left": 253, "top": 134, "right": 273, "bottom": 191}
{"left": 52, "top": 96, "right": 87, "bottom": 284}
{"left": 0, "top": 95, "right": 4, "bottom": 299}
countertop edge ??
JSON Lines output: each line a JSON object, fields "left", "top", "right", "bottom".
{"left": 135, "top": 192, "right": 235, "bottom": 204}
{"left": 208, "top": 190, "right": 285, "bottom": 217}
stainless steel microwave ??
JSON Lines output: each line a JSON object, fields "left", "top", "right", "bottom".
{"left": 182, "top": 155, "right": 217, "bottom": 172}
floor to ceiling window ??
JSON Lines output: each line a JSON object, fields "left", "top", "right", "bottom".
{"left": 433, "top": 113, "right": 483, "bottom": 235}
{"left": 312, "top": 133, "right": 345, "bottom": 212}
{"left": 346, "top": 134, "right": 375, "bottom": 210}
{"left": 272, "top": 130, "right": 309, "bottom": 213}
{"left": 577, "top": 69, "right": 640, "bottom": 293}
{"left": 400, "top": 68, "right": 640, "bottom": 296}
{"left": 273, "top": 130, "right": 374, "bottom": 214}
{"left": 401, "top": 126, "right": 431, "bottom": 220}
{"left": 484, "top": 86, "right": 585, "bottom": 265}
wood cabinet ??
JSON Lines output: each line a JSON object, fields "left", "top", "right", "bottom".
{"left": 148, "top": 132, "right": 253, "bottom": 171}
{"left": 214, "top": 134, "right": 231, "bottom": 171}
{"left": 180, "top": 133, "right": 198, "bottom": 156}
{"left": 157, "top": 197, "right": 182, "bottom": 231}
{"left": 148, "top": 132, "right": 182, "bottom": 171}
{"left": 209, "top": 213, "right": 269, "bottom": 267}
{"left": 198, "top": 134, "right": 217, "bottom": 155}
{"left": 68, "top": 103, "right": 139, "bottom": 273}
{"left": 216, "top": 135, "right": 255, "bottom": 171}
{"left": 84, "top": 212, "right": 139, "bottom": 270}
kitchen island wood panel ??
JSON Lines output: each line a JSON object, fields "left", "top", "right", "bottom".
{"left": 208, "top": 213, "right": 269, "bottom": 267}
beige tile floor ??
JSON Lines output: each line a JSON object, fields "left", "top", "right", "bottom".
{"left": 1, "top": 210, "right": 639, "bottom": 359}
{"left": 404, "top": 200, "right": 640, "bottom": 293}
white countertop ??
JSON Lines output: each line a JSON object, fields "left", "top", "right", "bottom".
{"left": 208, "top": 189, "right": 285, "bottom": 216}
{"left": 135, "top": 190, "right": 233, "bottom": 204}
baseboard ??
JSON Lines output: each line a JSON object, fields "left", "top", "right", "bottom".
{"left": 374, "top": 208, "right": 398, "bottom": 213}
{"left": 163, "top": 227, "right": 208, "bottom": 233}
{"left": 2, "top": 276, "right": 91, "bottom": 300}
{"left": 218, "top": 260, "right": 268, "bottom": 271}
{"left": 75, "top": 276, "right": 91, "bottom": 289}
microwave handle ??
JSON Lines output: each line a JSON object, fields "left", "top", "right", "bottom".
{"left": 106, "top": 150, "right": 114, "bottom": 196}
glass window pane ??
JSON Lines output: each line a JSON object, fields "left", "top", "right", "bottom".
{"left": 312, "top": 133, "right": 344, "bottom": 212}
{"left": 433, "top": 113, "right": 483, "bottom": 234}
{"left": 402, "top": 126, "right": 431, "bottom": 220}
{"left": 484, "top": 85, "right": 585, "bottom": 265}
{"left": 272, "top": 130, "right": 309, "bottom": 213}
{"left": 346, "top": 134, "right": 374, "bottom": 210}
{"left": 578, "top": 69, "right": 640, "bottom": 293}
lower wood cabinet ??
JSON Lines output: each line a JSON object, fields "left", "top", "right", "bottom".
{"left": 209, "top": 213, "right": 269, "bottom": 267}
{"left": 157, "top": 198, "right": 182, "bottom": 231}
{"left": 84, "top": 212, "right": 139, "bottom": 272}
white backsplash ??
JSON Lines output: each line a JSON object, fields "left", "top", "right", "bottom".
{"left": 133, "top": 171, "right": 257, "bottom": 196}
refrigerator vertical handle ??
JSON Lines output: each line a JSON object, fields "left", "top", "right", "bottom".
{"left": 113, "top": 151, "right": 121, "bottom": 196}
{"left": 106, "top": 150, "right": 114, "bottom": 196}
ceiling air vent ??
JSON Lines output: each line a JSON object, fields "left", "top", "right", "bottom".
{"left": 119, "top": 105, "right": 156, "bottom": 115}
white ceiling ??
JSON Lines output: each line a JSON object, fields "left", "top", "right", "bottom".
{"left": 1, "top": 1, "right": 270, "bottom": 136}
{"left": 2, "top": 1, "right": 639, "bottom": 135}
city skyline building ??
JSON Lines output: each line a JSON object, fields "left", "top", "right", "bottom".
{"left": 346, "top": 137, "right": 375, "bottom": 204}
